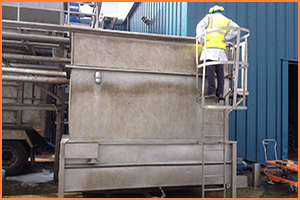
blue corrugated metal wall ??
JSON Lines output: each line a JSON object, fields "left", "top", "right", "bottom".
{"left": 124, "top": 2, "right": 298, "bottom": 164}
{"left": 129, "top": 2, "right": 188, "bottom": 36}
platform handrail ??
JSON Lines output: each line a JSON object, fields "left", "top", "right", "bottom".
{"left": 195, "top": 26, "right": 250, "bottom": 110}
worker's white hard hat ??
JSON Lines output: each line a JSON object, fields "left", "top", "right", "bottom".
{"left": 209, "top": 5, "right": 225, "bottom": 13}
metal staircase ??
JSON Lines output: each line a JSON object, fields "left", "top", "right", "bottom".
{"left": 196, "top": 27, "right": 250, "bottom": 198}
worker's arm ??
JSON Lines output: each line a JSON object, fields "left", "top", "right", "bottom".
{"left": 196, "top": 15, "right": 209, "bottom": 44}
{"left": 225, "top": 20, "right": 240, "bottom": 41}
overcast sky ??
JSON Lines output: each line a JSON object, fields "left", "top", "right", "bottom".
{"left": 118, "top": 2, "right": 134, "bottom": 19}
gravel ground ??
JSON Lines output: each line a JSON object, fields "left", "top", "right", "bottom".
{"left": 2, "top": 161, "right": 298, "bottom": 198}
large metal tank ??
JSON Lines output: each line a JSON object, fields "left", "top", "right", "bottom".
{"left": 59, "top": 30, "right": 236, "bottom": 197}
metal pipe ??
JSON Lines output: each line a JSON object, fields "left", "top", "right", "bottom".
{"left": 2, "top": 96, "right": 44, "bottom": 101}
{"left": 2, "top": 32, "right": 70, "bottom": 44}
{"left": 2, "top": 75, "right": 69, "bottom": 84}
{"left": 17, "top": 2, "right": 20, "bottom": 21}
{"left": 2, "top": 20, "right": 195, "bottom": 43}
{"left": 2, "top": 40, "right": 66, "bottom": 48}
{"left": 2, "top": 67, "right": 67, "bottom": 77}
{"left": 8, "top": 63, "right": 59, "bottom": 70}
{"left": 2, "top": 103, "right": 57, "bottom": 111}
{"left": 2, "top": 53, "right": 70, "bottom": 63}
{"left": 63, "top": 10, "right": 96, "bottom": 16}
{"left": 67, "top": 2, "right": 70, "bottom": 26}
{"left": 252, "top": 163, "right": 261, "bottom": 189}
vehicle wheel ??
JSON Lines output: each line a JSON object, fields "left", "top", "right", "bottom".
{"left": 2, "top": 141, "right": 28, "bottom": 176}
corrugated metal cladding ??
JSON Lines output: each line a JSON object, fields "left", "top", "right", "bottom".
{"left": 128, "top": 2, "right": 188, "bottom": 36}
{"left": 122, "top": 2, "right": 298, "bottom": 164}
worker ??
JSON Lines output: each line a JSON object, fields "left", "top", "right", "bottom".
{"left": 196, "top": 5, "right": 240, "bottom": 99}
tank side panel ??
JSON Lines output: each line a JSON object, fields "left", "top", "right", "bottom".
{"left": 72, "top": 33, "right": 196, "bottom": 73}
{"left": 64, "top": 165, "right": 232, "bottom": 192}
{"left": 69, "top": 70, "right": 204, "bottom": 141}
{"left": 70, "top": 33, "right": 224, "bottom": 141}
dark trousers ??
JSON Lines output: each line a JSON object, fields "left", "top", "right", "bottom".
{"left": 206, "top": 62, "right": 224, "bottom": 96}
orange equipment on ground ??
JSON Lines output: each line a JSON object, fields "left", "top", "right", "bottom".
{"left": 262, "top": 139, "right": 298, "bottom": 193}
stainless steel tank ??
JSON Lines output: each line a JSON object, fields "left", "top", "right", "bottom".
{"left": 59, "top": 30, "right": 236, "bottom": 197}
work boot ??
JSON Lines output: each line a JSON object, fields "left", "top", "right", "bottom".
{"left": 216, "top": 93, "right": 224, "bottom": 99}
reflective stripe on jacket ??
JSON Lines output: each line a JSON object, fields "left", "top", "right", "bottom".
{"left": 206, "top": 14, "right": 231, "bottom": 50}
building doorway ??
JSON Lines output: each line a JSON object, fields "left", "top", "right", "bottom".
{"left": 288, "top": 61, "right": 298, "bottom": 160}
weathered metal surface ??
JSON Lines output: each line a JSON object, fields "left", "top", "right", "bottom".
{"left": 64, "top": 142, "right": 233, "bottom": 165}
{"left": 72, "top": 33, "right": 196, "bottom": 73}
{"left": 61, "top": 31, "right": 234, "bottom": 195}
{"left": 65, "top": 143, "right": 98, "bottom": 159}
{"left": 64, "top": 165, "right": 232, "bottom": 192}
{"left": 60, "top": 139, "right": 236, "bottom": 195}
{"left": 69, "top": 70, "right": 204, "bottom": 141}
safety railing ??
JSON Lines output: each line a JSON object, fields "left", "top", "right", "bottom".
{"left": 65, "top": 2, "right": 101, "bottom": 28}
{"left": 196, "top": 26, "right": 250, "bottom": 111}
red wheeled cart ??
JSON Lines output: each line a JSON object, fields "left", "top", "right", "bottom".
{"left": 262, "top": 139, "right": 298, "bottom": 193}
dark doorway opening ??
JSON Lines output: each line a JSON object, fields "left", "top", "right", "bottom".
{"left": 288, "top": 61, "right": 298, "bottom": 160}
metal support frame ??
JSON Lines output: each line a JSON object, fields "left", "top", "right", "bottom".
{"left": 196, "top": 27, "right": 250, "bottom": 111}
{"left": 2, "top": 103, "right": 57, "bottom": 111}
{"left": 65, "top": 2, "right": 100, "bottom": 28}
{"left": 196, "top": 26, "right": 250, "bottom": 198}
{"left": 58, "top": 137, "right": 67, "bottom": 198}
{"left": 16, "top": 82, "right": 24, "bottom": 126}
{"left": 34, "top": 83, "right": 61, "bottom": 101}
{"left": 2, "top": 20, "right": 70, "bottom": 183}
{"left": 54, "top": 85, "right": 66, "bottom": 183}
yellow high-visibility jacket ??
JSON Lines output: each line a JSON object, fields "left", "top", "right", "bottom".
{"left": 206, "top": 14, "right": 232, "bottom": 50}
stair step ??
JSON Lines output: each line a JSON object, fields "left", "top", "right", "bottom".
{"left": 204, "top": 148, "right": 224, "bottom": 151}
{"left": 203, "top": 161, "right": 228, "bottom": 164}
{"left": 204, "top": 187, "right": 225, "bottom": 192}
{"left": 202, "top": 141, "right": 226, "bottom": 145}
{"left": 204, "top": 174, "right": 224, "bottom": 178}
{"left": 204, "top": 122, "right": 225, "bottom": 125}
{"left": 205, "top": 135, "right": 224, "bottom": 138}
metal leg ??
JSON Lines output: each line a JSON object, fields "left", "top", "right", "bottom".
{"left": 58, "top": 138, "right": 66, "bottom": 198}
